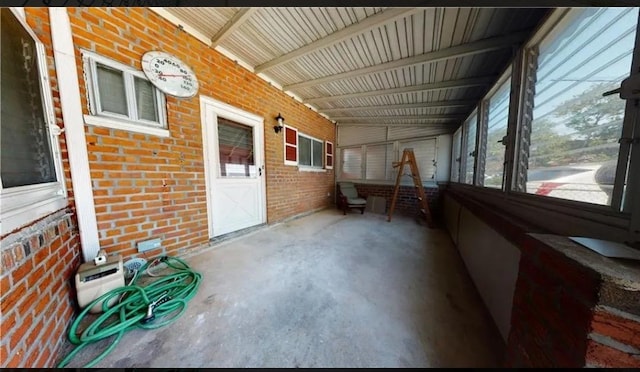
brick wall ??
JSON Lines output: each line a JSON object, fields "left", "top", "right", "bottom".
{"left": 504, "top": 235, "right": 640, "bottom": 368}
{"left": 66, "top": 7, "right": 336, "bottom": 258}
{"left": 351, "top": 183, "right": 440, "bottom": 217}
{"left": 0, "top": 211, "right": 81, "bottom": 368}
{"left": 587, "top": 307, "right": 640, "bottom": 367}
{"left": 504, "top": 237, "right": 601, "bottom": 367}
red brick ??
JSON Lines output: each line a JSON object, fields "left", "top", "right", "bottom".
{"left": 1, "top": 311, "right": 18, "bottom": 339}
{"left": 590, "top": 310, "right": 640, "bottom": 351}
{"left": 537, "top": 248, "right": 600, "bottom": 303}
{"left": 586, "top": 339, "right": 640, "bottom": 367}
{"left": 10, "top": 314, "right": 34, "bottom": 350}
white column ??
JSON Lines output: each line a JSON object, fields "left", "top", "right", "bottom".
{"left": 49, "top": 8, "right": 100, "bottom": 262}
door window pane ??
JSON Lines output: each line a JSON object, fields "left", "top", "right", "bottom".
{"left": 526, "top": 8, "right": 637, "bottom": 205}
{"left": 1, "top": 8, "right": 56, "bottom": 188}
{"left": 96, "top": 64, "right": 128, "bottom": 116}
{"left": 464, "top": 112, "right": 478, "bottom": 184}
{"left": 484, "top": 78, "right": 511, "bottom": 188}
{"left": 341, "top": 147, "right": 362, "bottom": 180}
{"left": 218, "top": 118, "right": 254, "bottom": 178}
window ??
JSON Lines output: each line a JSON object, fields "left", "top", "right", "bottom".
{"left": 1, "top": 8, "right": 66, "bottom": 234}
{"left": 298, "top": 134, "right": 323, "bottom": 168}
{"left": 365, "top": 144, "right": 394, "bottom": 181}
{"left": 451, "top": 128, "right": 462, "bottom": 182}
{"left": 483, "top": 76, "right": 511, "bottom": 188}
{"left": 522, "top": 7, "right": 638, "bottom": 206}
{"left": 83, "top": 50, "right": 167, "bottom": 136}
{"left": 341, "top": 147, "right": 362, "bottom": 180}
{"left": 463, "top": 110, "right": 478, "bottom": 184}
{"left": 339, "top": 138, "right": 437, "bottom": 183}
{"left": 283, "top": 124, "right": 329, "bottom": 170}
{"left": 217, "top": 118, "right": 255, "bottom": 178}
{"left": 399, "top": 139, "right": 436, "bottom": 182}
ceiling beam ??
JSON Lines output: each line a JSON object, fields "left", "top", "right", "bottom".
{"left": 284, "top": 31, "right": 529, "bottom": 91}
{"left": 332, "top": 115, "right": 463, "bottom": 121}
{"left": 254, "top": 8, "right": 419, "bottom": 73}
{"left": 305, "top": 76, "right": 495, "bottom": 105}
{"left": 319, "top": 100, "right": 475, "bottom": 114}
{"left": 210, "top": 8, "right": 257, "bottom": 47}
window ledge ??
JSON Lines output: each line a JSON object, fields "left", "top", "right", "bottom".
{"left": 298, "top": 167, "right": 326, "bottom": 173}
{"left": 84, "top": 115, "right": 170, "bottom": 137}
{"left": 1, "top": 195, "right": 67, "bottom": 236}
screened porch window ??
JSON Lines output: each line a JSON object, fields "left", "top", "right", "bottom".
{"left": 1, "top": 8, "right": 66, "bottom": 233}
{"left": 524, "top": 7, "right": 638, "bottom": 206}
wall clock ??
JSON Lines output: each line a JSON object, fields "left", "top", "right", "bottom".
{"left": 141, "top": 51, "right": 199, "bottom": 98}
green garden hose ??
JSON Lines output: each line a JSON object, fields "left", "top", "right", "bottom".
{"left": 57, "top": 255, "right": 202, "bottom": 368}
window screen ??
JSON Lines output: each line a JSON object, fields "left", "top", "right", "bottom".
{"left": 135, "top": 77, "right": 158, "bottom": 122}
{"left": 1, "top": 8, "right": 57, "bottom": 188}
{"left": 96, "top": 64, "right": 128, "bottom": 116}
{"left": 525, "top": 7, "right": 637, "bottom": 206}
{"left": 366, "top": 144, "right": 393, "bottom": 181}
{"left": 312, "top": 140, "right": 323, "bottom": 168}
{"left": 298, "top": 136, "right": 311, "bottom": 166}
{"left": 484, "top": 78, "right": 511, "bottom": 188}
{"left": 341, "top": 147, "right": 362, "bottom": 180}
{"left": 400, "top": 139, "right": 436, "bottom": 182}
{"left": 451, "top": 128, "right": 462, "bottom": 183}
{"left": 464, "top": 113, "right": 478, "bottom": 184}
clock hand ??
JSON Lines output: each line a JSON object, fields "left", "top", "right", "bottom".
{"left": 159, "top": 73, "right": 188, "bottom": 77}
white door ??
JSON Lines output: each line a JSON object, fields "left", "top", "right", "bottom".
{"left": 200, "top": 97, "right": 266, "bottom": 237}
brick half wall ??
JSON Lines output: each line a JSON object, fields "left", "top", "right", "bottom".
{"left": 1, "top": 210, "right": 81, "bottom": 368}
{"left": 348, "top": 183, "right": 441, "bottom": 218}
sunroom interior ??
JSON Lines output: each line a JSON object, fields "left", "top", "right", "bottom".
{"left": 1, "top": 5, "right": 640, "bottom": 369}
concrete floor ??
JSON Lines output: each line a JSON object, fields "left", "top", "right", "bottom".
{"left": 61, "top": 209, "right": 505, "bottom": 368}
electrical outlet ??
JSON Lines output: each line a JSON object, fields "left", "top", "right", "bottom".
{"left": 137, "top": 238, "right": 161, "bottom": 253}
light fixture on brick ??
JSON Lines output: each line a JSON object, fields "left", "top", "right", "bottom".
{"left": 274, "top": 113, "right": 284, "bottom": 133}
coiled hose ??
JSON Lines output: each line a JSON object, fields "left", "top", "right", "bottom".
{"left": 57, "top": 256, "right": 202, "bottom": 367}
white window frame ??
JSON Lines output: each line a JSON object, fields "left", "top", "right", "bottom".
{"left": 82, "top": 50, "right": 169, "bottom": 137}
{"left": 325, "top": 140, "right": 334, "bottom": 170}
{"left": 297, "top": 132, "right": 324, "bottom": 171}
{"left": 1, "top": 8, "right": 67, "bottom": 235}
{"left": 283, "top": 124, "right": 298, "bottom": 166}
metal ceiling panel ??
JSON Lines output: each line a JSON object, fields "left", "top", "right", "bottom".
{"left": 164, "top": 7, "right": 239, "bottom": 40}
{"left": 155, "top": 7, "right": 549, "bottom": 129}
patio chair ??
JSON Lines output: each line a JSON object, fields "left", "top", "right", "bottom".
{"left": 337, "top": 182, "right": 367, "bottom": 215}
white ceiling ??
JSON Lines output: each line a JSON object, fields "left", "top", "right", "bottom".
{"left": 151, "top": 7, "right": 549, "bottom": 130}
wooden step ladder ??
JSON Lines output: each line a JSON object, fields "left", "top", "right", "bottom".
{"left": 388, "top": 148, "right": 434, "bottom": 227}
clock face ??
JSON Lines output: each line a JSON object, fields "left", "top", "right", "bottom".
{"left": 141, "top": 51, "right": 199, "bottom": 98}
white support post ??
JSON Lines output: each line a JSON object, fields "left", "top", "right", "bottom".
{"left": 49, "top": 8, "right": 100, "bottom": 262}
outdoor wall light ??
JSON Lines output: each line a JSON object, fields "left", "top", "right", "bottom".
{"left": 274, "top": 113, "right": 285, "bottom": 133}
